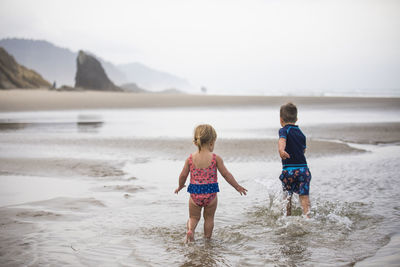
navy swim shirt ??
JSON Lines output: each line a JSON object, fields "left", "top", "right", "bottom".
{"left": 279, "top": 124, "right": 308, "bottom": 169}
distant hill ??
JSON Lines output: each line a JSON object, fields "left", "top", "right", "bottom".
{"left": 118, "top": 62, "right": 191, "bottom": 91}
{"left": 0, "top": 38, "right": 76, "bottom": 86}
{"left": 0, "top": 47, "right": 50, "bottom": 89}
{"left": 0, "top": 38, "right": 126, "bottom": 86}
{"left": 120, "top": 83, "right": 148, "bottom": 93}
{"left": 0, "top": 38, "right": 191, "bottom": 91}
{"left": 121, "top": 83, "right": 185, "bottom": 94}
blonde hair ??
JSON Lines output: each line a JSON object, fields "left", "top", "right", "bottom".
{"left": 193, "top": 124, "right": 217, "bottom": 151}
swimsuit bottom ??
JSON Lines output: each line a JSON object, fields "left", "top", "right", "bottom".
{"left": 191, "top": 193, "right": 217, "bottom": 207}
{"left": 279, "top": 167, "right": 311, "bottom": 196}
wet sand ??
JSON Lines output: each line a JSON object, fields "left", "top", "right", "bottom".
{"left": 1, "top": 89, "right": 400, "bottom": 266}
{"left": 1, "top": 137, "right": 399, "bottom": 266}
{"left": 303, "top": 122, "right": 400, "bottom": 144}
{"left": 0, "top": 137, "right": 365, "bottom": 185}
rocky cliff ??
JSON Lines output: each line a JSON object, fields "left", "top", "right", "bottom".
{"left": 1, "top": 38, "right": 192, "bottom": 91}
{"left": 75, "top": 50, "right": 121, "bottom": 91}
{"left": 0, "top": 47, "right": 51, "bottom": 89}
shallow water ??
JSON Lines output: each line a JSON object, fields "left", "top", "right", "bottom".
{"left": 0, "top": 107, "right": 399, "bottom": 266}
{"left": 0, "top": 106, "right": 399, "bottom": 138}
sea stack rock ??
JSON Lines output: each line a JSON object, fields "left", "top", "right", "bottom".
{"left": 0, "top": 47, "right": 51, "bottom": 89}
{"left": 75, "top": 50, "right": 120, "bottom": 91}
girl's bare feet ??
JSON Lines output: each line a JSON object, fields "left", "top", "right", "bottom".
{"left": 186, "top": 230, "right": 194, "bottom": 243}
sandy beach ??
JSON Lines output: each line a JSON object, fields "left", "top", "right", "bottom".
{"left": 0, "top": 89, "right": 400, "bottom": 266}
{"left": 1, "top": 89, "right": 400, "bottom": 111}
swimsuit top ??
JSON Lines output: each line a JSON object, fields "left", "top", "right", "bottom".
{"left": 187, "top": 153, "right": 219, "bottom": 194}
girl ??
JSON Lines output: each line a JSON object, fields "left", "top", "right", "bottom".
{"left": 174, "top": 124, "right": 247, "bottom": 242}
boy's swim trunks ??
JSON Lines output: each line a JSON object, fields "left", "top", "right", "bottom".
{"left": 279, "top": 167, "right": 311, "bottom": 195}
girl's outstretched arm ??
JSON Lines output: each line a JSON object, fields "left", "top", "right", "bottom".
{"left": 216, "top": 155, "right": 247, "bottom": 195}
{"left": 175, "top": 158, "right": 190, "bottom": 194}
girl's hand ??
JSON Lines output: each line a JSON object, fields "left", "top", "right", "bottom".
{"left": 236, "top": 185, "right": 248, "bottom": 196}
{"left": 174, "top": 185, "right": 186, "bottom": 194}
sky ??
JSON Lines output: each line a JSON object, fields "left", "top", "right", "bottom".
{"left": 1, "top": 0, "right": 399, "bottom": 95}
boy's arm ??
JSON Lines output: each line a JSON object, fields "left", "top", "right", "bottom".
{"left": 175, "top": 158, "right": 190, "bottom": 194}
{"left": 278, "top": 138, "right": 290, "bottom": 160}
{"left": 216, "top": 155, "right": 247, "bottom": 195}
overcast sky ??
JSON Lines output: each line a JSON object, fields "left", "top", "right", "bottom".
{"left": 1, "top": 0, "right": 399, "bottom": 94}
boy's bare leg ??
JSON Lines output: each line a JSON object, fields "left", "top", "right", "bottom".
{"left": 299, "top": 195, "right": 310, "bottom": 217}
{"left": 203, "top": 196, "right": 218, "bottom": 239}
{"left": 286, "top": 194, "right": 292, "bottom": 216}
{"left": 187, "top": 197, "right": 201, "bottom": 242}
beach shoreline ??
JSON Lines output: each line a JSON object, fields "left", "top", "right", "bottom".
{"left": 0, "top": 89, "right": 399, "bottom": 111}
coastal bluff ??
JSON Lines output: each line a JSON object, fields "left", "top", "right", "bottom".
{"left": 0, "top": 47, "right": 50, "bottom": 89}
{"left": 75, "top": 50, "right": 121, "bottom": 91}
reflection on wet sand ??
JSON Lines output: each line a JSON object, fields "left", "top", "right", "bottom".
{"left": 0, "top": 122, "right": 29, "bottom": 131}
{"left": 76, "top": 121, "right": 103, "bottom": 133}
{"left": 77, "top": 114, "right": 103, "bottom": 133}
{"left": 0, "top": 114, "right": 104, "bottom": 133}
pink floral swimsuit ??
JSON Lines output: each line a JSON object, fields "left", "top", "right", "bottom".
{"left": 187, "top": 153, "right": 219, "bottom": 207}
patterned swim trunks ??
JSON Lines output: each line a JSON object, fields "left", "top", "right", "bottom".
{"left": 279, "top": 167, "right": 311, "bottom": 195}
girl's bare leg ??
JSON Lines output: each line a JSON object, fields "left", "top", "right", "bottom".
{"left": 203, "top": 196, "right": 218, "bottom": 239}
{"left": 299, "top": 195, "right": 310, "bottom": 217}
{"left": 187, "top": 197, "right": 201, "bottom": 242}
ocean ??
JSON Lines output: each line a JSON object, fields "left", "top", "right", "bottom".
{"left": 0, "top": 103, "right": 399, "bottom": 266}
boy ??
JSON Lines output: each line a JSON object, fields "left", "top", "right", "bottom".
{"left": 278, "top": 102, "right": 311, "bottom": 217}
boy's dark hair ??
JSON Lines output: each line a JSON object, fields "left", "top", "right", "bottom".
{"left": 280, "top": 102, "right": 298, "bottom": 123}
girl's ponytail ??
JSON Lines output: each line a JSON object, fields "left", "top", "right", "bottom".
{"left": 193, "top": 124, "right": 217, "bottom": 151}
